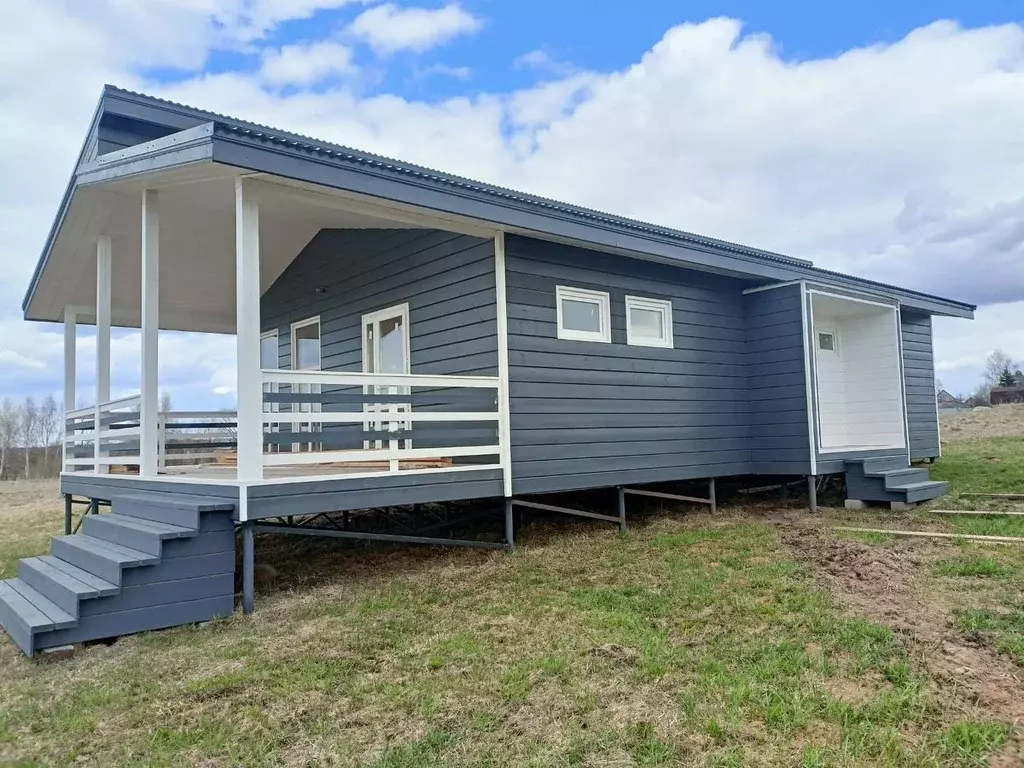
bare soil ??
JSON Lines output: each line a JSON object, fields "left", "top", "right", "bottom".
{"left": 782, "top": 520, "right": 1024, "bottom": 762}
{"left": 942, "top": 403, "right": 1024, "bottom": 440}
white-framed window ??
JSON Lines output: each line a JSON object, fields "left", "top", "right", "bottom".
{"left": 625, "top": 295, "right": 674, "bottom": 348}
{"left": 817, "top": 330, "right": 838, "bottom": 353}
{"left": 556, "top": 286, "right": 611, "bottom": 343}
{"left": 362, "top": 303, "right": 412, "bottom": 453}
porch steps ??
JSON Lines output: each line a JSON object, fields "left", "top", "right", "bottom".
{"left": 844, "top": 456, "right": 948, "bottom": 506}
{"left": 0, "top": 492, "right": 237, "bottom": 657}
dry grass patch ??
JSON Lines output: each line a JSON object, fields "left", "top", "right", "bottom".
{"left": 941, "top": 403, "right": 1024, "bottom": 441}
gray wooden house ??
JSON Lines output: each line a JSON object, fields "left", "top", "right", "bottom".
{"left": 2, "top": 87, "right": 973, "bottom": 655}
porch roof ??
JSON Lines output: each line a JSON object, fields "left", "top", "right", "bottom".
{"left": 23, "top": 85, "right": 976, "bottom": 326}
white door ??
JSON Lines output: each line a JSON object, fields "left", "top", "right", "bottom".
{"left": 260, "top": 330, "right": 279, "bottom": 453}
{"left": 362, "top": 304, "right": 411, "bottom": 454}
{"left": 290, "top": 317, "right": 321, "bottom": 453}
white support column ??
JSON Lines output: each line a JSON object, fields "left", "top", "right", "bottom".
{"left": 63, "top": 308, "right": 76, "bottom": 473}
{"left": 95, "top": 237, "right": 112, "bottom": 475}
{"left": 494, "top": 232, "right": 513, "bottom": 498}
{"left": 235, "top": 177, "right": 263, "bottom": 486}
{"left": 95, "top": 236, "right": 112, "bottom": 404}
{"left": 140, "top": 190, "right": 160, "bottom": 477}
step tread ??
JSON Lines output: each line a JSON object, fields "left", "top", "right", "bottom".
{"left": 99, "top": 514, "right": 195, "bottom": 537}
{"left": 113, "top": 492, "right": 235, "bottom": 512}
{"left": 31, "top": 556, "right": 119, "bottom": 596}
{"left": 0, "top": 579, "right": 53, "bottom": 631}
{"left": 21, "top": 556, "right": 97, "bottom": 598}
{"left": 4, "top": 579, "right": 77, "bottom": 630}
{"left": 54, "top": 534, "right": 158, "bottom": 566}
{"left": 888, "top": 480, "right": 948, "bottom": 491}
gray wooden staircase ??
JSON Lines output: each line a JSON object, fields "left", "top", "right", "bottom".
{"left": 0, "top": 493, "right": 236, "bottom": 657}
{"left": 844, "top": 456, "right": 948, "bottom": 506}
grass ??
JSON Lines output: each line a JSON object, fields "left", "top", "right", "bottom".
{"left": 0, "top": 423, "right": 1022, "bottom": 765}
{"left": 928, "top": 435, "right": 1024, "bottom": 499}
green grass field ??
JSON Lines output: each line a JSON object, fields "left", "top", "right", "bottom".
{"left": 0, "top": 432, "right": 1022, "bottom": 766}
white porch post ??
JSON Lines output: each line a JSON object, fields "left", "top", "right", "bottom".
{"left": 235, "top": 177, "right": 263, "bottom": 484}
{"left": 494, "top": 232, "right": 513, "bottom": 499}
{"left": 95, "top": 236, "right": 112, "bottom": 404}
{"left": 95, "top": 236, "right": 112, "bottom": 475}
{"left": 140, "top": 190, "right": 160, "bottom": 477}
{"left": 63, "top": 308, "right": 76, "bottom": 472}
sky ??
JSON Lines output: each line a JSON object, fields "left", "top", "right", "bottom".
{"left": 1, "top": 0, "right": 1023, "bottom": 409}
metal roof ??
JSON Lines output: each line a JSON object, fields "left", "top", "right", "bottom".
{"left": 22, "top": 85, "right": 977, "bottom": 317}
{"left": 107, "top": 86, "right": 818, "bottom": 270}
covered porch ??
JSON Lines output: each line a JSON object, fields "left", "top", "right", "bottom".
{"left": 42, "top": 163, "right": 512, "bottom": 504}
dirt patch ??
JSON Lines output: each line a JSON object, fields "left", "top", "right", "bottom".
{"left": 783, "top": 522, "right": 1024, "bottom": 729}
{"left": 823, "top": 672, "right": 886, "bottom": 706}
{"left": 942, "top": 403, "right": 1024, "bottom": 440}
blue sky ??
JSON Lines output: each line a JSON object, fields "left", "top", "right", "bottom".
{"left": 183, "top": 0, "right": 1023, "bottom": 97}
{"left": 1, "top": 0, "right": 1024, "bottom": 409}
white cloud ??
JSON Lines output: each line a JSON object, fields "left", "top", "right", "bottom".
{"left": 1, "top": 12, "right": 1024, "bottom": 406}
{"left": 347, "top": 3, "right": 483, "bottom": 55}
{"left": 260, "top": 41, "right": 356, "bottom": 86}
{"left": 513, "top": 49, "right": 576, "bottom": 77}
{"left": 418, "top": 63, "right": 472, "bottom": 80}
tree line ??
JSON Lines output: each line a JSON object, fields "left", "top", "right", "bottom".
{"left": 0, "top": 395, "right": 63, "bottom": 481}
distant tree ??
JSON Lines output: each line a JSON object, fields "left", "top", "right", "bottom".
{"left": 38, "top": 395, "right": 59, "bottom": 475}
{"left": 998, "top": 367, "right": 1018, "bottom": 388}
{"left": 19, "top": 397, "right": 37, "bottom": 479}
{"left": 984, "top": 350, "right": 1017, "bottom": 387}
{"left": 0, "top": 398, "right": 17, "bottom": 480}
{"left": 1015, "top": 369, "right": 1024, "bottom": 386}
{"left": 159, "top": 391, "right": 173, "bottom": 414}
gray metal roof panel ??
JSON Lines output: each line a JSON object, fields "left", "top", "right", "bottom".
{"left": 22, "top": 85, "right": 977, "bottom": 316}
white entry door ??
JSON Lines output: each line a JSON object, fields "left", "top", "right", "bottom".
{"left": 362, "top": 303, "right": 411, "bottom": 452}
{"left": 290, "top": 316, "right": 321, "bottom": 452}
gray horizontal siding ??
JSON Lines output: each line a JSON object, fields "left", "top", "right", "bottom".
{"left": 506, "top": 234, "right": 753, "bottom": 494}
{"left": 261, "top": 228, "right": 499, "bottom": 454}
{"left": 901, "top": 310, "right": 940, "bottom": 460}
{"left": 745, "top": 285, "right": 811, "bottom": 475}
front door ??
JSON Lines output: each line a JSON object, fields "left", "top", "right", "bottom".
{"left": 362, "top": 304, "right": 411, "bottom": 453}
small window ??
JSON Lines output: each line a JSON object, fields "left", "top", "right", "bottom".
{"left": 292, "top": 317, "right": 321, "bottom": 371}
{"left": 625, "top": 296, "right": 674, "bottom": 348}
{"left": 556, "top": 286, "right": 611, "bottom": 343}
{"left": 817, "top": 331, "right": 836, "bottom": 352}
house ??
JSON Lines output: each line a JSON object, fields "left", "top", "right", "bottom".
{"left": 936, "top": 389, "right": 970, "bottom": 415}
{"left": 990, "top": 387, "right": 1024, "bottom": 406}
{"left": 0, "top": 86, "right": 975, "bottom": 656}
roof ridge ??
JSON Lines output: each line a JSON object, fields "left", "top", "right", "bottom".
{"left": 103, "top": 84, "right": 814, "bottom": 269}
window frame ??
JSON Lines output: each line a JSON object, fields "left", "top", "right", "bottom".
{"left": 817, "top": 329, "right": 838, "bottom": 354}
{"left": 625, "top": 295, "right": 674, "bottom": 349}
{"left": 555, "top": 285, "right": 611, "bottom": 343}
{"left": 290, "top": 316, "right": 322, "bottom": 372}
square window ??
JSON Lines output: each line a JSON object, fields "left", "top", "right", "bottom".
{"left": 625, "top": 296, "right": 673, "bottom": 348}
{"left": 556, "top": 286, "right": 611, "bottom": 342}
{"left": 817, "top": 331, "right": 836, "bottom": 352}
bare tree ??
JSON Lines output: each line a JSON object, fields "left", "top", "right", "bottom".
{"left": 20, "top": 397, "right": 37, "bottom": 479}
{"left": 984, "top": 350, "right": 1017, "bottom": 388}
{"left": 160, "top": 391, "right": 173, "bottom": 414}
{"left": 39, "top": 395, "right": 59, "bottom": 476}
{"left": 0, "top": 398, "right": 17, "bottom": 480}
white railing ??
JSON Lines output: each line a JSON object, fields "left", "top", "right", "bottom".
{"left": 260, "top": 370, "right": 502, "bottom": 474}
{"left": 157, "top": 411, "right": 238, "bottom": 469}
{"left": 64, "top": 395, "right": 142, "bottom": 473}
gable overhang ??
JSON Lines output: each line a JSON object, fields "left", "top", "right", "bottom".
{"left": 24, "top": 87, "right": 977, "bottom": 330}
